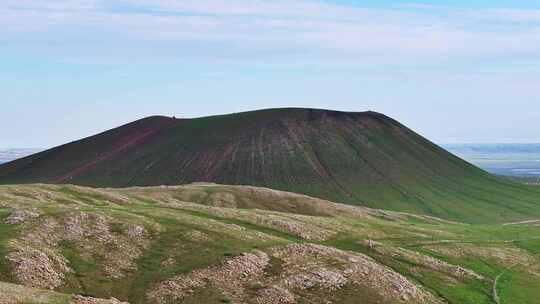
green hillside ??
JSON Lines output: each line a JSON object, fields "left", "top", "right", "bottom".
{"left": 1, "top": 183, "right": 540, "bottom": 304}
{"left": 1, "top": 108, "right": 540, "bottom": 223}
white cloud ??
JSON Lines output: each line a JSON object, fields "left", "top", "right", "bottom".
{"left": 119, "top": 0, "right": 366, "bottom": 18}
{"left": 3, "top": 0, "right": 99, "bottom": 11}
{"left": 1, "top": 0, "right": 540, "bottom": 64}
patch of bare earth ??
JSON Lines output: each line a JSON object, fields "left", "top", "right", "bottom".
{"left": 64, "top": 212, "right": 151, "bottom": 278}
{"left": 6, "top": 211, "right": 150, "bottom": 289}
{"left": 369, "top": 242, "right": 484, "bottom": 280}
{"left": 184, "top": 230, "right": 212, "bottom": 242}
{"left": 148, "top": 244, "right": 444, "bottom": 304}
{"left": 154, "top": 200, "right": 336, "bottom": 241}
{"left": 7, "top": 216, "right": 71, "bottom": 289}
{"left": 267, "top": 244, "right": 444, "bottom": 304}
{"left": 252, "top": 285, "right": 296, "bottom": 304}
{"left": 4, "top": 209, "right": 40, "bottom": 225}
{"left": 147, "top": 250, "right": 270, "bottom": 303}
{"left": 71, "top": 295, "right": 129, "bottom": 304}
{"left": 425, "top": 243, "right": 539, "bottom": 270}
{"left": 0, "top": 281, "right": 67, "bottom": 304}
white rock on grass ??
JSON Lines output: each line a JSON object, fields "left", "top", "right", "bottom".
{"left": 5, "top": 210, "right": 39, "bottom": 225}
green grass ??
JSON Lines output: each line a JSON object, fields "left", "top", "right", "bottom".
{"left": 0, "top": 208, "right": 20, "bottom": 283}
{"left": 180, "top": 284, "right": 231, "bottom": 304}
{"left": 323, "top": 235, "right": 493, "bottom": 304}
{"left": 295, "top": 283, "right": 388, "bottom": 304}
{"left": 4, "top": 108, "right": 540, "bottom": 224}
{"left": 2, "top": 183, "right": 540, "bottom": 304}
{"left": 127, "top": 216, "right": 282, "bottom": 304}
{"left": 59, "top": 240, "right": 115, "bottom": 298}
{"left": 53, "top": 203, "right": 292, "bottom": 303}
{"left": 57, "top": 187, "right": 110, "bottom": 207}
{"left": 0, "top": 281, "right": 73, "bottom": 304}
{"left": 515, "top": 239, "right": 540, "bottom": 255}
{"left": 497, "top": 269, "right": 540, "bottom": 304}
{"left": 321, "top": 219, "right": 540, "bottom": 304}
{"left": 173, "top": 208, "right": 303, "bottom": 242}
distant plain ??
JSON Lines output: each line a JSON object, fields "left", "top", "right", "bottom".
{"left": 0, "top": 149, "right": 42, "bottom": 165}
{"left": 443, "top": 144, "right": 540, "bottom": 177}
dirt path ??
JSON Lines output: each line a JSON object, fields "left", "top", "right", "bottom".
{"left": 492, "top": 272, "right": 504, "bottom": 304}
{"left": 502, "top": 219, "right": 540, "bottom": 226}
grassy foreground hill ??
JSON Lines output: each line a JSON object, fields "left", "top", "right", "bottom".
{"left": 1, "top": 108, "right": 540, "bottom": 223}
{"left": 1, "top": 183, "right": 540, "bottom": 304}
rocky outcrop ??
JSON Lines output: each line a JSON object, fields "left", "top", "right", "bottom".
{"left": 270, "top": 244, "right": 443, "bottom": 304}
{"left": 6, "top": 211, "right": 150, "bottom": 289}
{"left": 7, "top": 246, "right": 71, "bottom": 290}
{"left": 149, "top": 244, "right": 444, "bottom": 304}
{"left": 148, "top": 250, "right": 270, "bottom": 303}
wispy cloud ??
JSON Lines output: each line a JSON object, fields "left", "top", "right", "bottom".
{"left": 1, "top": 0, "right": 540, "bottom": 64}
{"left": 4, "top": 0, "right": 100, "bottom": 11}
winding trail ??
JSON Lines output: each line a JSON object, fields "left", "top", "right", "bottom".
{"left": 503, "top": 219, "right": 540, "bottom": 226}
{"left": 492, "top": 272, "right": 504, "bottom": 304}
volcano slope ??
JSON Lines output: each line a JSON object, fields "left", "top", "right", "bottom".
{"left": 1, "top": 108, "right": 540, "bottom": 223}
{"left": 1, "top": 183, "right": 540, "bottom": 304}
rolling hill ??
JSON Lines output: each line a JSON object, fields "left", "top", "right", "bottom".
{"left": 1, "top": 108, "right": 540, "bottom": 223}
{"left": 1, "top": 183, "right": 540, "bottom": 304}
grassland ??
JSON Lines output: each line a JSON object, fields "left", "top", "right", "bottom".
{"left": 3, "top": 108, "right": 540, "bottom": 224}
{"left": 0, "top": 183, "right": 539, "bottom": 303}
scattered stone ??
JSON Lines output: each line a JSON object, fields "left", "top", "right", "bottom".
{"left": 149, "top": 243, "right": 446, "bottom": 303}
{"left": 126, "top": 225, "right": 147, "bottom": 239}
{"left": 4, "top": 210, "right": 39, "bottom": 225}
{"left": 253, "top": 286, "right": 296, "bottom": 304}
{"left": 208, "top": 192, "right": 237, "bottom": 208}
{"left": 148, "top": 250, "right": 270, "bottom": 303}
{"left": 271, "top": 244, "right": 443, "bottom": 304}
{"left": 7, "top": 211, "right": 151, "bottom": 288}
{"left": 284, "top": 268, "right": 347, "bottom": 291}
{"left": 7, "top": 246, "right": 71, "bottom": 290}
{"left": 426, "top": 243, "right": 538, "bottom": 271}
{"left": 72, "top": 295, "right": 129, "bottom": 304}
{"left": 161, "top": 257, "right": 176, "bottom": 267}
{"left": 185, "top": 230, "right": 211, "bottom": 242}
{"left": 374, "top": 245, "right": 484, "bottom": 280}
{"left": 63, "top": 212, "right": 113, "bottom": 243}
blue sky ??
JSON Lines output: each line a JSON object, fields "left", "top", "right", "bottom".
{"left": 1, "top": 0, "right": 540, "bottom": 148}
